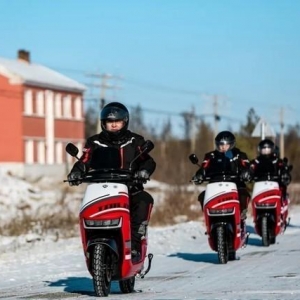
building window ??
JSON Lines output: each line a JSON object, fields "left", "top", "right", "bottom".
{"left": 36, "top": 91, "right": 45, "bottom": 116}
{"left": 55, "top": 142, "right": 63, "bottom": 164}
{"left": 37, "top": 141, "right": 45, "bottom": 164}
{"left": 74, "top": 96, "right": 82, "bottom": 119}
{"left": 55, "top": 94, "right": 62, "bottom": 118}
{"left": 63, "top": 95, "right": 72, "bottom": 118}
{"left": 25, "top": 140, "right": 34, "bottom": 164}
{"left": 24, "top": 90, "right": 33, "bottom": 115}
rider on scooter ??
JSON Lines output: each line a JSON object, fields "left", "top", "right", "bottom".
{"left": 250, "top": 138, "right": 292, "bottom": 206}
{"left": 67, "top": 101, "right": 156, "bottom": 261}
{"left": 192, "top": 131, "right": 251, "bottom": 224}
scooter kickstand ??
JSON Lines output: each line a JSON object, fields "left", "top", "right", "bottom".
{"left": 139, "top": 253, "right": 154, "bottom": 279}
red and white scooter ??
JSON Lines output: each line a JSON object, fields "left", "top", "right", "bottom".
{"left": 251, "top": 173, "right": 290, "bottom": 246}
{"left": 65, "top": 141, "right": 154, "bottom": 297}
{"left": 189, "top": 154, "right": 249, "bottom": 264}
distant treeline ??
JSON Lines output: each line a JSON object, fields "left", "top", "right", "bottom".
{"left": 85, "top": 106, "right": 300, "bottom": 184}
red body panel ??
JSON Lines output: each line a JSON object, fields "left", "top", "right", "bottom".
{"left": 79, "top": 193, "right": 146, "bottom": 279}
{"left": 203, "top": 182, "right": 247, "bottom": 253}
{"left": 252, "top": 185, "right": 288, "bottom": 237}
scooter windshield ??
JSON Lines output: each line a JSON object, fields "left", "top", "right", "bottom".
{"left": 89, "top": 147, "right": 121, "bottom": 170}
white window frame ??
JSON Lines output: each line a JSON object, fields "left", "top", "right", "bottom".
{"left": 24, "top": 90, "right": 33, "bottom": 115}
{"left": 55, "top": 94, "right": 62, "bottom": 118}
{"left": 25, "top": 140, "right": 34, "bottom": 164}
{"left": 55, "top": 142, "right": 63, "bottom": 164}
{"left": 37, "top": 141, "right": 45, "bottom": 164}
{"left": 36, "top": 91, "right": 45, "bottom": 116}
{"left": 63, "top": 95, "right": 72, "bottom": 118}
{"left": 74, "top": 96, "right": 82, "bottom": 119}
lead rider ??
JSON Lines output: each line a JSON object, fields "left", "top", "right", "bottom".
{"left": 68, "top": 102, "right": 156, "bottom": 260}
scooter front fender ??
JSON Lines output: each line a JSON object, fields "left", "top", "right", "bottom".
{"left": 87, "top": 238, "right": 119, "bottom": 259}
{"left": 256, "top": 212, "right": 276, "bottom": 224}
{"left": 211, "top": 221, "right": 234, "bottom": 235}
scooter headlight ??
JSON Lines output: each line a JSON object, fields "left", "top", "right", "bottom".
{"left": 255, "top": 202, "right": 277, "bottom": 208}
{"left": 208, "top": 208, "right": 234, "bottom": 216}
{"left": 84, "top": 218, "right": 121, "bottom": 228}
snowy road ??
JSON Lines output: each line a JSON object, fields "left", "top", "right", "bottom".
{"left": 1, "top": 208, "right": 300, "bottom": 300}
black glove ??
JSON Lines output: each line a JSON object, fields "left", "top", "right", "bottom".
{"left": 281, "top": 173, "right": 291, "bottom": 185}
{"left": 240, "top": 170, "right": 252, "bottom": 182}
{"left": 135, "top": 170, "right": 150, "bottom": 180}
{"left": 192, "top": 174, "right": 203, "bottom": 183}
{"left": 192, "top": 169, "right": 205, "bottom": 183}
{"left": 67, "top": 171, "right": 82, "bottom": 186}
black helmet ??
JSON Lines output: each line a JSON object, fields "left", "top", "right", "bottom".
{"left": 215, "top": 131, "right": 236, "bottom": 151}
{"left": 100, "top": 102, "right": 129, "bottom": 140}
{"left": 258, "top": 139, "right": 275, "bottom": 156}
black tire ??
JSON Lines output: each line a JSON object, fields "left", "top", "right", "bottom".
{"left": 119, "top": 276, "right": 135, "bottom": 293}
{"left": 216, "top": 226, "right": 229, "bottom": 264}
{"left": 92, "top": 244, "right": 112, "bottom": 297}
{"left": 261, "top": 216, "right": 271, "bottom": 247}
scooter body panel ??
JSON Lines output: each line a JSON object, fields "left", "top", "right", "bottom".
{"left": 79, "top": 182, "right": 146, "bottom": 280}
{"left": 204, "top": 182, "right": 245, "bottom": 252}
{"left": 251, "top": 181, "right": 282, "bottom": 236}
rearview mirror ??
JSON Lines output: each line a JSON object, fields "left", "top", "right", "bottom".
{"left": 141, "top": 140, "right": 154, "bottom": 154}
{"left": 189, "top": 154, "right": 199, "bottom": 165}
{"left": 66, "top": 143, "right": 79, "bottom": 158}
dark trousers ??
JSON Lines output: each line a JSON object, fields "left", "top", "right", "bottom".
{"left": 198, "top": 187, "right": 250, "bottom": 214}
{"left": 130, "top": 190, "right": 154, "bottom": 251}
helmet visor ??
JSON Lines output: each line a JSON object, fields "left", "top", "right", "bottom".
{"left": 101, "top": 106, "right": 128, "bottom": 122}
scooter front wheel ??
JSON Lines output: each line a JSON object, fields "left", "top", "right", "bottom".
{"left": 261, "top": 216, "right": 271, "bottom": 247}
{"left": 216, "top": 226, "right": 229, "bottom": 264}
{"left": 119, "top": 276, "right": 135, "bottom": 293}
{"left": 92, "top": 244, "right": 112, "bottom": 297}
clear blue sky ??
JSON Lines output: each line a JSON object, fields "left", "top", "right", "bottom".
{"left": 1, "top": 0, "right": 299, "bottom": 137}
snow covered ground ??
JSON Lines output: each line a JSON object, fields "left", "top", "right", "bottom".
{"left": 1, "top": 172, "right": 300, "bottom": 299}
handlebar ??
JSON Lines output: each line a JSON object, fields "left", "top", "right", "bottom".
{"left": 64, "top": 168, "right": 148, "bottom": 184}
{"left": 191, "top": 173, "right": 240, "bottom": 185}
{"left": 252, "top": 174, "right": 280, "bottom": 182}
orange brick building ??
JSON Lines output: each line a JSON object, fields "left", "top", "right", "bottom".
{"left": 0, "top": 50, "right": 86, "bottom": 178}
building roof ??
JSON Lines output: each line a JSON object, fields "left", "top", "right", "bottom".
{"left": 0, "top": 56, "right": 86, "bottom": 93}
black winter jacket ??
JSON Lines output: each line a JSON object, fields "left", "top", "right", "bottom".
{"left": 70, "top": 130, "right": 156, "bottom": 191}
{"left": 197, "top": 147, "right": 250, "bottom": 187}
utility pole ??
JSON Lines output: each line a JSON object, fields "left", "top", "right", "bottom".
{"left": 181, "top": 107, "right": 196, "bottom": 153}
{"left": 280, "top": 107, "right": 285, "bottom": 158}
{"left": 213, "top": 95, "right": 221, "bottom": 148}
{"left": 86, "top": 73, "right": 122, "bottom": 133}
{"left": 190, "top": 106, "right": 197, "bottom": 153}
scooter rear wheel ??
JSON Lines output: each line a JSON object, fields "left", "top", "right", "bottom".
{"left": 119, "top": 276, "right": 135, "bottom": 293}
{"left": 92, "top": 244, "right": 112, "bottom": 297}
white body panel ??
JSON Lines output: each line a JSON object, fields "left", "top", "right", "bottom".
{"left": 251, "top": 181, "right": 280, "bottom": 201}
{"left": 204, "top": 182, "right": 238, "bottom": 207}
{"left": 80, "top": 182, "right": 129, "bottom": 213}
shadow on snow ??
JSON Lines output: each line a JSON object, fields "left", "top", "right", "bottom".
{"left": 167, "top": 252, "right": 220, "bottom": 264}
{"left": 45, "top": 277, "right": 124, "bottom": 296}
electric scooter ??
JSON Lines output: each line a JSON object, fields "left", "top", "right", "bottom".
{"left": 65, "top": 141, "right": 154, "bottom": 297}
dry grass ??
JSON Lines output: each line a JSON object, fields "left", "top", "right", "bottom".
{"left": 150, "top": 186, "right": 300, "bottom": 227}
{"left": 0, "top": 187, "right": 80, "bottom": 239}
{"left": 150, "top": 187, "right": 202, "bottom": 226}
{"left": 1, "top": 181, "right": 299, "bottom": 239}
